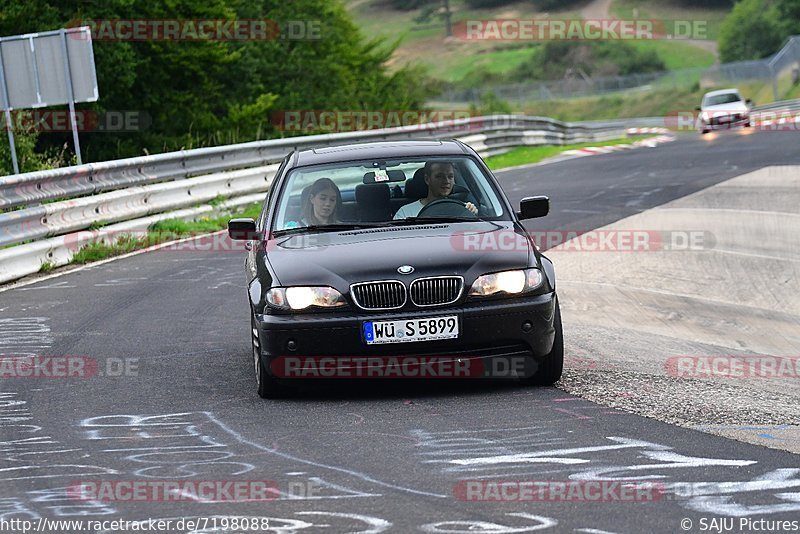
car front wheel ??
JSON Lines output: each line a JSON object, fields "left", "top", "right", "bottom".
{"left": 520, "top": 299, "right": 564, "bottom": 386}
{"left": 252, "top": 312, "right": 290, "bottom": 399}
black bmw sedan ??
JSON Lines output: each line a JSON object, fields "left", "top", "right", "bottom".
{"left": 228, "top": 140, "right": 562, "bottom": 398}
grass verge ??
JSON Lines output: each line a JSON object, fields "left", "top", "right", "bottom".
{"left": 515, "top": 87, "right": 704, "bottom": 121}
{"left": 68, "top": 202, "right": 262, "bottom": 265}
{"left": 484, "top": 137, "right": 643, "bottom": 170}
{"left": 610, "top": 0, "right": 728, "bottom": 40}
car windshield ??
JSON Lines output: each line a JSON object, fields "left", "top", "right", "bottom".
{"left": 272, "top": 155, "right": 508, "bottom": 232}
{"left": 704, "top": 92, "right": 742, "bottom": 106}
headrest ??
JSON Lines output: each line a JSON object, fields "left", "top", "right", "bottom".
{"left": 355, "top": 183, "right": 390, "bottom": 204}
{"left": 405, "top": 168, "right": 428, "bottom": 199}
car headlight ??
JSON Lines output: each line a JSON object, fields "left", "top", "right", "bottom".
{"left": 469, "top": 268, "right": 544, "bottom": 297}
{"left": 266, "top": 286, "right": 346, "bottom": 310}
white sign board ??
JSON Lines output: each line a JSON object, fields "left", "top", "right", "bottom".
{"left": 0, "top": 27, "right": 98, "bottom": 173}
{"left": 0, "top": 27, "right": 98, "bottom": 110}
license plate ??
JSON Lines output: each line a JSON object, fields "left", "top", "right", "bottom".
{"left": 363, "top": 316, "right": 459, "bottom": 345}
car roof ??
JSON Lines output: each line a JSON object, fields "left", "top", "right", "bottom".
{"left": 291, "top": 139, "right": 472, "bottom": 167}
{"left": 703, "top": 89, "right": 741, "bottom": 98}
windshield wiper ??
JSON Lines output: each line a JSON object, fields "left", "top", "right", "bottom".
{"left": 272, "top": 223, "right": 382, "bottom": 237}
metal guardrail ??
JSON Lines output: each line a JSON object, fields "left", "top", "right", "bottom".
{"left": 0, "top": 114, "right": 629, "bottom": 284}
{"left": 751, "top": 99, "right": 800, "bottom": 113}
{"left": 0, "top": 165, "right": 277, "bottom": 248}
{"left": 1, "top": 98, "right": 796, "bottom": 285}
{"left": 0, "top": 115, "right": 622, "bottom": 211}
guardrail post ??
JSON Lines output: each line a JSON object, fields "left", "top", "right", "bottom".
{"left": 771, "top": 63, "right": 779, "bottom": 101}
{"left": 59, "top": 29, "right": 83, "bottom": 166}
{"left": 0, "top": 48, "right": 19, "bottom": 175}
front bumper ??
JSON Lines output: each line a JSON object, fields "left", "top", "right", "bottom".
{"left": 700, "top": 115, "right": 750, "bottom": 130}
{"left": 254, "top": 292, "right": 557, "bottom": 378}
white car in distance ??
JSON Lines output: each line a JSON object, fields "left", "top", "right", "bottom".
{"left": 696, "top": 89, "right": 753, "bottom": 134}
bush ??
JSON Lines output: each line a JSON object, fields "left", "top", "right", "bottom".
{"left": 534, "top": 0, "right": 586, "bottom": 10}
{"left": 464, "top": 0, "right": 517, "bottom": 7}
{"left": 468, "top": 92, "right": 512, "bottom": 115}
{"left": 0, "top": 113, "right": 75, "bottom": 175}
{"left": 509, "top": 41, "right": 665, "bottom": 82}
{"left": 386, "top": 0, "right": 431, "bottom": 10}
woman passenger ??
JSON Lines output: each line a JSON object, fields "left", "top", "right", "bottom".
{"left": 300, "top": 178, "right": 342, "bottom": 226}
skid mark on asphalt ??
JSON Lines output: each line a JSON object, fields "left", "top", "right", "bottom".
{"left": 411, "top": 426, "right": 800, "bottom": 516}
{"left": 76, "top": 411, "right": 444, "bottom": 499}
{"left": 0, "top": 318, "right": 53, "bottom": 356}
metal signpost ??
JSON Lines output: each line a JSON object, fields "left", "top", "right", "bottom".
{"left": 0, "top": 27, "right": 98, "bottom": 174}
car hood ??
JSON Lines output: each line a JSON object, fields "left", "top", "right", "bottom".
{"left": 702, "top": 101, "right": 749, "bottom": 113}
{"left": 265, "top": 221, "right": 532, "bottom": 289}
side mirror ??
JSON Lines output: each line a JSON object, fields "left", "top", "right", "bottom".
{"left": 518, "top": 196, "right": 549, "bottom": 220}
{"left": 228, "top": 218, "right": 260, "bottom": 240}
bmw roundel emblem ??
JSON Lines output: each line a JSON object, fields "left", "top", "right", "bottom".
{"left": 397, "top": 265, "right": 415, "bottom": 275}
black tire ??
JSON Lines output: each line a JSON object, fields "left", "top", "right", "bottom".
{"left": 252, "top": 312, "right": 290, "bottom": 399}
{"left": 521, "top": 300, "right": 564, "bottom": 386}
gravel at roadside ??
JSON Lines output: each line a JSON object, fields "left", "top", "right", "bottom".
{"left": 558, "top": 368, "right": 799, "bottom": 426}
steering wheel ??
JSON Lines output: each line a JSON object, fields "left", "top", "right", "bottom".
{"left": 449, "top": 185, "right": 470, "bottom": 202}
{"left": 417, "top": 198, "right": 477, "bottom": 218}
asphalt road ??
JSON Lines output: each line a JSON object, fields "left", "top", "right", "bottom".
{"left": 500, "top": 128, "right": 799, "bottom": 235}
{"left": 2, "top": 129, "right": 800, "bottom": 534}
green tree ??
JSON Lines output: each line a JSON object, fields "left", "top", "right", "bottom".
{"left": 464, "top": 0, "right": 516, "bottom": 7}
{"left": 718, "top": 0, "right": 783, "bottom": 62}
{"left": 0, "top": 0, "right": 432, "bottom": 171}
{"left": 776, "top": 0, "right": 800, "bottom": 36}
